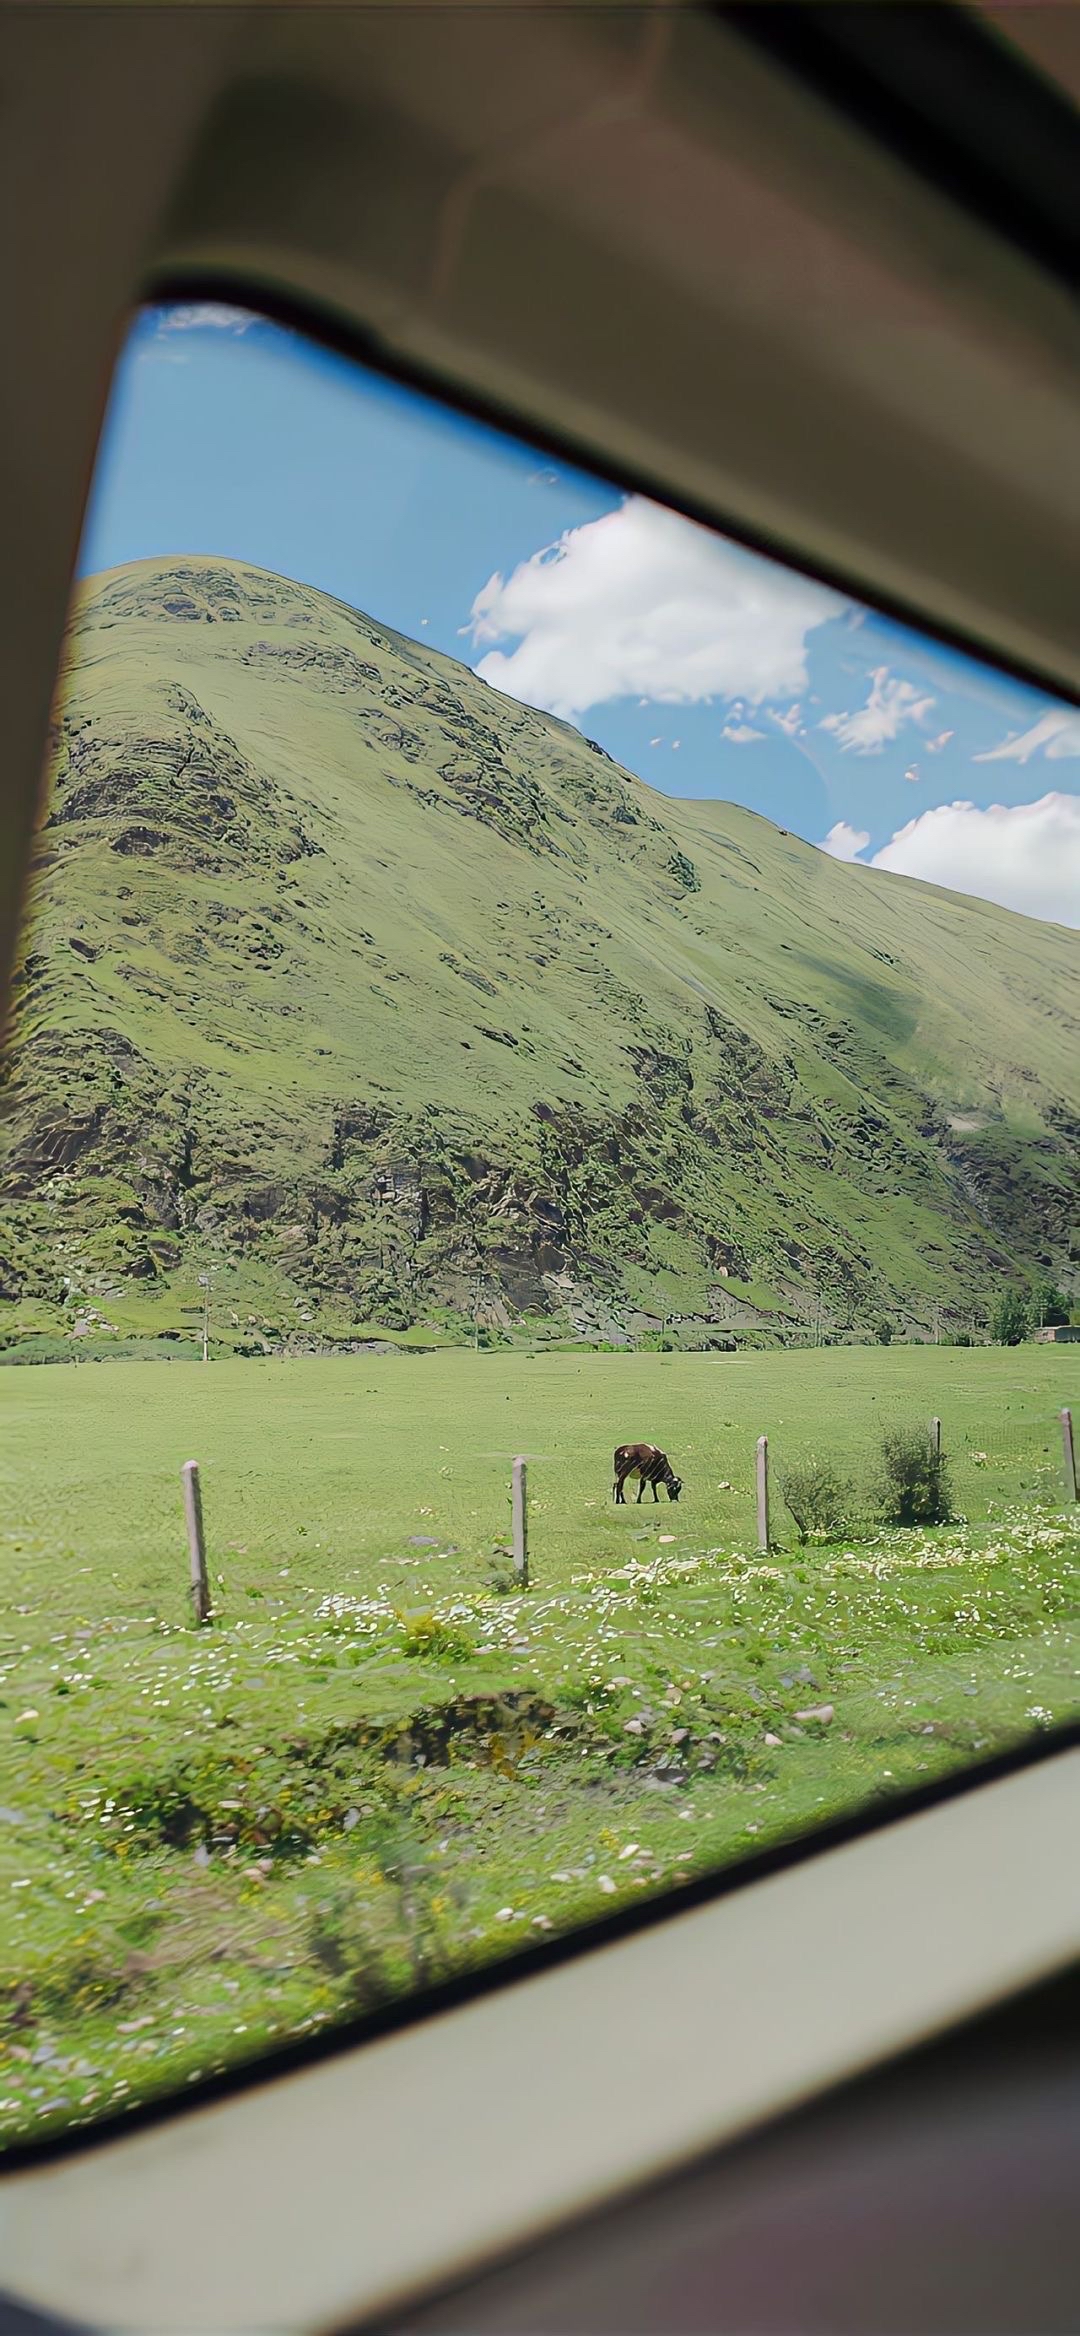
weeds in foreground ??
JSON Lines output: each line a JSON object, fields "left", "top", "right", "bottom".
{"left": 396, "top": 1609, "right": 475, "bottom": 1662}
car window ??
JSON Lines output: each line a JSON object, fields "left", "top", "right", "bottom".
{"left": 2, "top": 298, "right": 1077, "bottom": 2153}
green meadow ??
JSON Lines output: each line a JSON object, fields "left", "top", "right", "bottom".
{"left": 2, "top": 1345, "right": 1076, "bottom": 2151}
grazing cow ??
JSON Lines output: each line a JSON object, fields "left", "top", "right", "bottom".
{"left": 613, "top": 1443, "right": 683, "bottom": 1504}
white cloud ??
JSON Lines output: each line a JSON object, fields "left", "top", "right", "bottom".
{"left": 821, "top": 820, "right": 871, "bottom": 862}
{"left": 157, "top": 303, "right": 258, "bottom": 335}
{"left": 820, "top": 666, "right": 935, "bottom": 753}
{"left": 926, "top": 729, "right": 953, "bottom": 754}
{"left": 871, "top": 792, "right": 1080, "bottom": 927}
{"left": 974, "top": 708, "right": 1080, "bottom": 765}
{"left": 768, "top": 704, "right": 805, "bottom": 740}
{"left": 722, "top": 722, "right": 766, "bottom": 744}
{"left": 467, "top": 495, "right": 843, "bottom": 720}
{"left": 904, "top": 764, "right": 920, "bottom": 784}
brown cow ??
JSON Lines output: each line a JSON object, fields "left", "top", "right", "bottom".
{"left": 612, "top": 1443, "right": 682, "bottom": 1503}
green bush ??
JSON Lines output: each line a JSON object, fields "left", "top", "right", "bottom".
{"left": 485, "top": 1552, "right": 520, "bottom": 1595}
{"left": 876, "top": 1425, "right": 953, "bottom": 1527}
{"left": 396, "top": 1609, "right": 475, "bottom": 1662}
{"left": 780, "top": 1456, "right": 855, "bottom": 1544}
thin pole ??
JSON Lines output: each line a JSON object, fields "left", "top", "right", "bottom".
{"left": 511, "top": 1456, "right": 529, "bottom": 1587}
{"left": 929, "top": 1416, "right": 942, "bottom": 1459}
{"left": 1061, "top": 1409, "right": 1077, "bottom": 1504}
{"left": 756, "top": 1435, "right": 770, "bottom": 1552}
{"left": 182, "top": 1460, "right": 211, "bottom": 1625}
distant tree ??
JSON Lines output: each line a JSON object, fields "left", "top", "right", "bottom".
{"left": 990, "top": 1286, "right": 1029, "bottom": 1347}
{"left": 1031, "top": 1276, "right": 1069, "bottom": 1329}
{"left": 873, "top": 1319, "right": 893, "bottom": 1346}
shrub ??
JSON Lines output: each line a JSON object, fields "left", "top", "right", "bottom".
{"left": 780, "top": 1456, "right": 855, "bottom": 1544}
{"left": 873, "top": 1319, "right": 893, "bottom": 1345}
{"left": 877, "top": 1425, "right": 953, "bottom": 1527}
{"left": 396, "top": 1609, "right": 474, "bottom": 1663}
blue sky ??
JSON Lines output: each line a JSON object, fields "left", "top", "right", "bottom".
{"left": 79, "top": 302, "right": 1080, "bottom": 926}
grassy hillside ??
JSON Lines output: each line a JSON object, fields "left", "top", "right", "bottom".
{"left": 2, "top": 555, "right": 1078, "bottom": 1350}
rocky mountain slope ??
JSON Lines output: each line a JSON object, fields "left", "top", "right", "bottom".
{"left": 2, "top": 555, "right": 1077, "bottom": 1351}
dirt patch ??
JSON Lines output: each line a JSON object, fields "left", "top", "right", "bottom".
{"left": 376, "top": 1689, "right": 555, "bottom": 1772}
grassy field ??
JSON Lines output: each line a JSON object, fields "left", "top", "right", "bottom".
{"left": 2, "top": 1344, "right": 1077, "bottom": 2152}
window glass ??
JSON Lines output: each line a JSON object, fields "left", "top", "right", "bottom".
{"left": 2, "top": 300, "right": 1077, "bottom": 2150}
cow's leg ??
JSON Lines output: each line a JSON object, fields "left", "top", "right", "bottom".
{"left": 613, "top": 1478, "right": 624, "bottom": 1504}
{"left": 652, "top": 1480, "right": 660, "bottom": 1501}
{"left": 636, "top": 1478, "right": 645, "bottom": 1502}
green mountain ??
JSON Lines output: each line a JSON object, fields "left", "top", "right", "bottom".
{"left": 2, "top": 555, "right": 1077, "bottom": 1352}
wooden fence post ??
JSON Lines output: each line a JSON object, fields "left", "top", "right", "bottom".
{"left": 511, "top": 1456, "right": 529, "bottom": 1587}
{"left": 182, "top": 1460, "right": 211, "bottom": 1625}
{"left": 929, "top": 1416, "right": 942, "bottom": 1459}
{"left": 1061, "top": 1409, "right": 1078, "bottom": 1504}
{"left": 756, "top": 1435, "right": 770, "bottom": 1553}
